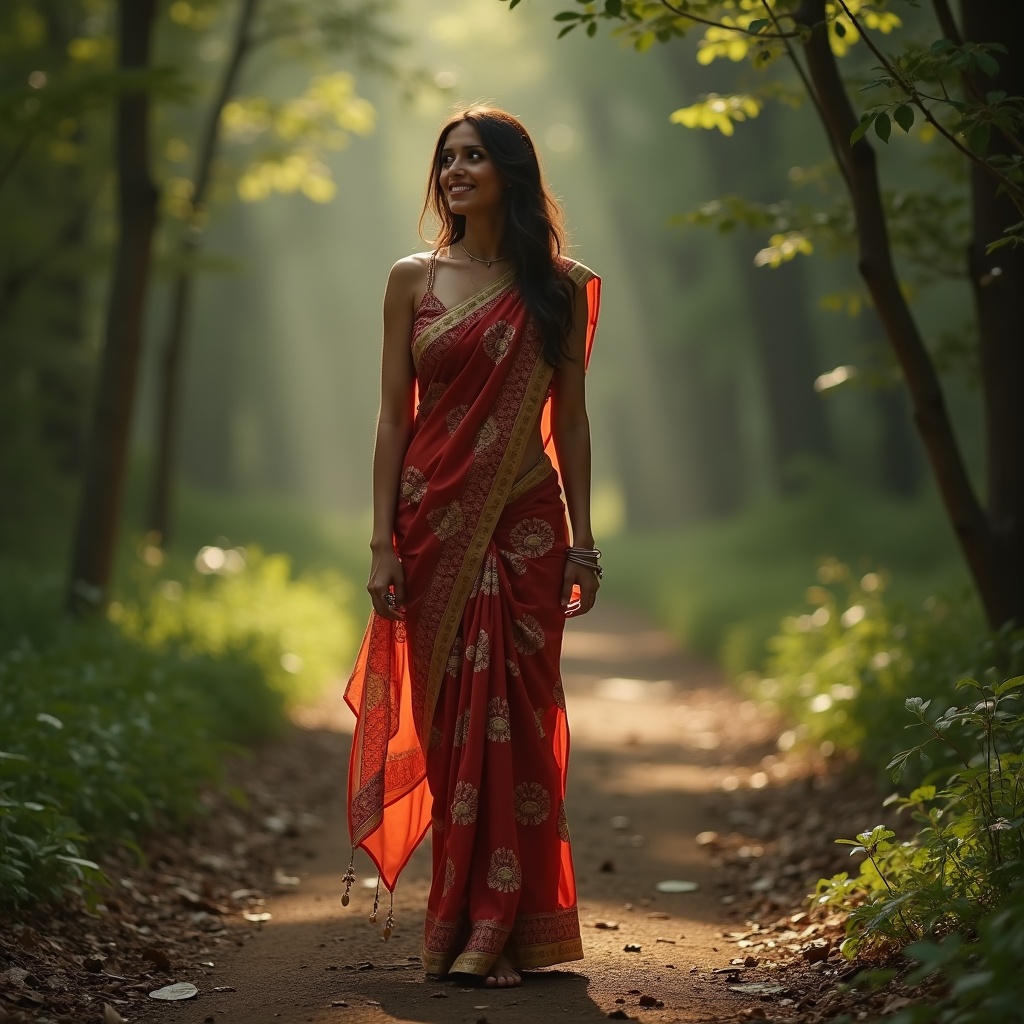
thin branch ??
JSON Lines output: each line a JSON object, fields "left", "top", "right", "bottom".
{"left": 657, "top": 0, "right": 800, "bottom": 39}
{"left": 759, "top": 0, "right": 853, "bottom": 191}
{"left": 835, "top": 0, "right": 1024, "bottom": 213}
{"left": 188, "top": 0, "right": 259, "bottom": 218}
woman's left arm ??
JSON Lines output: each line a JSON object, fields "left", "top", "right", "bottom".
{"left": 551, "top": 283, "right": 599, "bottom": 617}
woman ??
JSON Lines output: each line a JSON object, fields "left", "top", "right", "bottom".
{"left": 343, "top": 105, "right": 602, "bottom": 989}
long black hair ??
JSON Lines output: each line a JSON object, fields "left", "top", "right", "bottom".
{"left": 419, "top": 105, "right": 576, "bottom": 367}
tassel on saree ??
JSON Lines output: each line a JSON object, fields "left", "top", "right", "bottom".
{"left": 340, "top": 849, "right": 356, "bottom": 907}
{"left": 368, "top": 877, "right": 380, "bottom": 924}
{"left": 382, "top": 889, "right": 395, "bottom": 941}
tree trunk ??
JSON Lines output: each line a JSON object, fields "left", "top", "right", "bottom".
{"left": 66, "top": 0, "right": 158, "bottom": 613}
{"left": 961, "top": 1, "right": 1024, "bottom": 622}
{"left": 148, "top": 0, "right": 260, "bottom": 545}
{"left": 794, "top": 0, "right": 1018, "bottom": 627}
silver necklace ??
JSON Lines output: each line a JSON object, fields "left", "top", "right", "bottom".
{"left": 460, "top": 240, "right": 511, "bottom": 269}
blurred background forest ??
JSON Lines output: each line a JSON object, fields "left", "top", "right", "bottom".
{"left": 1, "top": 0, "right": 981, "bottom": 666}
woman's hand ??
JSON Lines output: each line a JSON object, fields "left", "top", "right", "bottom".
{"left": 368, "top": 545, "right": 406, "bottom": 621}
{"left": 561, "top": 560, "right": 600, "bottom": 618}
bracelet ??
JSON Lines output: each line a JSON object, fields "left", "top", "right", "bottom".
{"left": 566, "top": 546, "right": 603, "bottom": 579}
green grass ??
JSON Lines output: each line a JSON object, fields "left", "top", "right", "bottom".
{"left": 0, "top": 476, "right": 365, "bottom": 907}
{"left": 601, "top": 470, "right": 970, "bottom": 675}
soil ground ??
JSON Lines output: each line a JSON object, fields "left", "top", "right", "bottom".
{"left": 2, "top": 603, "right": 891, "bottom": 1024}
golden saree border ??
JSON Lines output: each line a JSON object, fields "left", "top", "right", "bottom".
{"left": 507, "top": 453, "right": 554, "bottom": 505}
{"left": 420, "top": 350, "right": 554, "bottom": 739}
{"left": 412, "top": 267, "right": 516, "bottom": 367}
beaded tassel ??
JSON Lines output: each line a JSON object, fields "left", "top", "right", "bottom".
{"left": 382, "top": 889, "right": 395, "bottom": 941}
{"left": 368, "top": 877, "right": 380, "bottom": 924}
{"left": 340, "top": 851, "right": 356, "bottom": 907}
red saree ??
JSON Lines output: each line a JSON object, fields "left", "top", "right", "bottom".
{"left": 345, "top": 255, "right": 600, "bottom": 976}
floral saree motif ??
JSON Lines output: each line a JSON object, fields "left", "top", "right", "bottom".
{"left": 345, "top": 256, "right": 600, "bottom": 976}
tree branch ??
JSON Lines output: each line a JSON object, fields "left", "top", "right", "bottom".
{"left": 759, "top": 0, "right": 852, "bottom": 192}
{"left": 657, "top": 0, "right": 800, "bottom": 39}
{"left": 835, "top": 0, "right": 1024, "bottom": 211}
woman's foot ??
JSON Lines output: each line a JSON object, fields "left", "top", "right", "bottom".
{"left": 484, "top": 954, "right": 521, "bottom": 988}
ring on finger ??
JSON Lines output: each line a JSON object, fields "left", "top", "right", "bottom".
{"left": 385, "top": 592, "right": 396, "bottom": 608}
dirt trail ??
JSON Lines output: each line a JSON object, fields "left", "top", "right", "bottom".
{"left": 136, "top": 603, "right": 784, "bottom": 1024}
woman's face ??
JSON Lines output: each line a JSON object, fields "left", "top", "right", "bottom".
{"left": 438, "top": 121, "right": 507, "bottom": 217}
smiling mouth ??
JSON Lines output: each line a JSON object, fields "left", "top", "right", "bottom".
{"left": 449, "top": 185, "right": 474, "bottom": 195}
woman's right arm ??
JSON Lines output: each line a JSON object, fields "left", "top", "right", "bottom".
{"left": 367, "top": 258, "right": 419, "bottom": 620}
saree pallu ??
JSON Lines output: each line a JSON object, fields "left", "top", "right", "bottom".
{"left": 345, "top": 256, "right": 600, "bottom": 977}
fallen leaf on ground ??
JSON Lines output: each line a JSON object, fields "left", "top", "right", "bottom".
{"left": 728, "top": 983, "right": 787, "bottom": 996}
{"left": 623, "top": 944, "right": 642, "bottom": 952}
{"left": 103, "top": 1005, "right": 126, "bottom": 1023}
{"left": 149, "top": 982, "right": 199, "bottom": 1001}
{"left": 594, "top": 921, "right": 620, "bottom": 930}
{"left": 242, "top": 911, "right": 272, "bottom": 923}
{"left": 655, "top": 880, "right": 699, "bottom": 893}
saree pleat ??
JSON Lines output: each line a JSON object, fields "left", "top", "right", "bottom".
{"left": 345, "top": 256, "right": 600, "bottom": 977}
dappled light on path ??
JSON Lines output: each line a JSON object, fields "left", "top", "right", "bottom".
{"left": 134, "top": 603, "right": 804, "bottom": 1024}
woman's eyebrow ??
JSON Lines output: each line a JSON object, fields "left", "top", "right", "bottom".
{"left": 440, "top": 144, "right": 487, "bottom": 154}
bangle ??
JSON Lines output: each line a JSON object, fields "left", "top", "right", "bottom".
{"left": 566, "top": 546, "right": 603, "bottom": 579}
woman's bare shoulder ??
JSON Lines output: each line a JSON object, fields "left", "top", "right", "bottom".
{"left": 387, "top": 251, "right": 436, "bottom": 299}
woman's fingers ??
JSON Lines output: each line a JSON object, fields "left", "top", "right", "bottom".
{"left": 563, "top": 565, "right": 600, "bottom": 618}
{"left": 367, "top": 560, "right": 406, "bottom": 621}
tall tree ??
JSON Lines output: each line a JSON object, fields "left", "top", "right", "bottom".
{"left": 147, "top": 0, "right": 386, "bottom": 544}
{"left": 66, "top": 0, "right": 159, "bottom": 612}
{"left": 516, "top": 0, "right": 1024, "bottom": 629}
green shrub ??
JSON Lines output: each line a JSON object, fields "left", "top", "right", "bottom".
{"left": 816, "top": 678, "right": 1024, "bottom": 1022}
{"left": 817, "top": 677, "right": 1024, "bottom": 955}
{"left": 747, "top": 561, "right": 1024, "bottom": 776}
{"left": 0, "top": 551, "right": 360, "bottom": 907}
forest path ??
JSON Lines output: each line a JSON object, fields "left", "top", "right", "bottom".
{"left": 136, "top": 603, "right": 783, "bottom": 1024}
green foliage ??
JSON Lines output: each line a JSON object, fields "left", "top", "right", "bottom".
{"left": 815, "top": 680, "right": 1024, "bottom": 1022}
{"left": 752, "top": 561, "right": 1024, "bottom": 773}
{"left": 602, "top": 470, "right": 967, "bottom": 676}
{"left": 115, "top": 545, "right": 358, "bottom": 709}
{"left": 0, "top": 553, "right": 359, "bottom": 907}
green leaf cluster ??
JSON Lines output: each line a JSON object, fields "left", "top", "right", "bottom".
{"left": 815, "top": 678, "right": 1024, "bottom": 1021}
